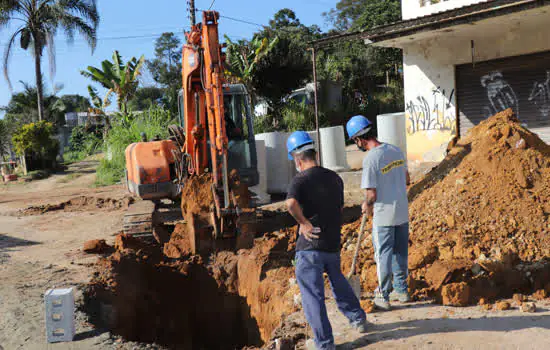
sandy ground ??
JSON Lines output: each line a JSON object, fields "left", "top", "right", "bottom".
{"left": 1, "top": 159, "right": 550, "bottom": 349}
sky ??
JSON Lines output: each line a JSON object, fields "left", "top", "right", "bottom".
{"left": 0, "top": 0, "right": 338, "bottom": 116}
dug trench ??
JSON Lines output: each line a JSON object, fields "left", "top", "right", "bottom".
{"left": 83, "top": 229, "right": 304, "bottom": 349}
{"left": 82, "top": 174, "right": 363, "bottom": 349}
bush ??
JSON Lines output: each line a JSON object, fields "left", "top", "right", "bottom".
{"left": 65, "top": 125, "right": 102, "bottom": 163}
{"left": 12, "top": 121, "right": 59, "bottom": 170}
{"left": 95, "top": 107, "right": 174, "bottom": 186}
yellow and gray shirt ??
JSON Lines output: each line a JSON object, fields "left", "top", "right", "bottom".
{"left": 361, "top": 143, "right": 409, "bottom": 227}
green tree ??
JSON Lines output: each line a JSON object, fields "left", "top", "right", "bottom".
{"left": 1, "top": 0, "right": 99, "bottom": 121}
{"left": 12, "top": 120, "right": 59, "bottom": 169}
{"left": 128, "top": 86, "right": 164, "bottom": 111}
{"left": 58, "top": 94, "right": 91, "bottom": 114}
{"left": 253, "top": 9, "right": 321, "bottom": 109}
{"left": 146, "top": 33, "right": 182, "bottom": 115}
{"left": 1, "top": 81, "right": 65, "bottom": 129}
{"left": 224, "top": 35, "right": 278, "bottom": 107}
{"left": 81, "top": 50, "right": 145, "bottom": 116}
{"left": 320, "top": 0, "right": 403, "bottom": 114}
{"left": 86, "top": 85, "right": 111, "bottom": 135}
{"left": 0, "top": 119, "right": 9, "bottom": 160}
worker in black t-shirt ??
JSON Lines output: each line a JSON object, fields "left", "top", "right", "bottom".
{"left": 285, "top": 131, "right": 367, "bottom": 350}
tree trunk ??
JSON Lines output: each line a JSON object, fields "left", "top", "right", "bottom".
{"left": 33, "top": 41, "right": 45, "bottom": 122}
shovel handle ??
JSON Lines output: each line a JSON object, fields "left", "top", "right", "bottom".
{"left": 348, "top": 213, "right": 368, "bottom": 278}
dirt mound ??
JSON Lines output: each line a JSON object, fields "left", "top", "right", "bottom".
{"left": 83, "top": 239, "right": 111, "bottom": 254}
{"left": 84, "top": 228, "right": 299, "bottom": 348}
{"left": 18, "top": 196, "right": 134, "bottom": 216}
{"left": 165, "top": 171, "right": 255, "bottom": 258}
{"left": 342, "top": 109, "right": 550, "bottom": 305}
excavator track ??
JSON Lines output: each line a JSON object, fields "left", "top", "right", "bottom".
{"left": 123, "top": 200, "right": 184, "bottom": 243}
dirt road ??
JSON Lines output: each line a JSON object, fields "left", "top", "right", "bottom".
{"left": 1, "top": 160, "right": 550, "bottom": 349}
{"left": 0, "top": 161, "right": 155, "bottom": 349}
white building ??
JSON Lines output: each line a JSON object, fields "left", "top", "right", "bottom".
{"left": 316, "top": 0, "right": 550, "bottom": 162}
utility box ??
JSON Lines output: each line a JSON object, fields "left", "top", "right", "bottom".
{"left": 44, "top": 288, "right": 75, "bottom": 343}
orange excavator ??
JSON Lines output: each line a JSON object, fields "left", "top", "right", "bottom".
{"left": 123, "top": 10, "right": 260, "bottom": 254}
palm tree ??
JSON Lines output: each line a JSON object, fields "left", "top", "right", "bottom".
{"left": 224, "top": 35, "right": 278, "bottom": 107}
{"left": 0, "top": 0, "right": 99, "bottom": 121}
{"left": 1, "top": 80, "right": 64, "bottom": 127}
{"left": 81, "top": 50, "right": 145, "bottom": 116}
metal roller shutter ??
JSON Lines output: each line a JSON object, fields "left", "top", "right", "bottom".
{"left": 456, "top": 50, "right": 550, "bottom": 143}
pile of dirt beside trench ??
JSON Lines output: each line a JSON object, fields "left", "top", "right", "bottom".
{"left": 341, "top": 109, "right": 550, "bottom": 305}
{"left": 18, "top": 196, "right": 134, "bottom": 216}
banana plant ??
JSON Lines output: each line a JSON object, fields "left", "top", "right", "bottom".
{"left": 81, "top": 50, "right": 145, "bottom": 117}
{"left": 224, "top": 35, "right": 279, "bottom": 107}
{"left": 87, "top": 85, "right": 111, "bottom": 137}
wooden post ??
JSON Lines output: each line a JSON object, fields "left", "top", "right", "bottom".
{"left": 311, "top": 47, "right": 322, "bottom": 166}
{"left": 189, "top": 0, "right": 196, "bottom": 26}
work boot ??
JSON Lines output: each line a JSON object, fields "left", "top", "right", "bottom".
{"left": 374, "top": 290, "right": 391, "bottom": 311}
{"left": 353, "top": 319, "right": 369, "bottom": 334}
{"left": 389, "top": 290, "right": 410, "bottom": 303}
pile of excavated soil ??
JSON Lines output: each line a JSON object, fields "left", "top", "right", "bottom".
{"left": 341, "top": 109, "right": 550, "bottom": 305}
{"left": 85, "top": 228, "right": 302, "bottom": 349}
{"left": 82, "top": 239, "right": 112, "bottom": 254}
{"left": 164, "top": 171, "right": 254, "bottom": 258}
{"left": 17, "top": 196, "right": 134, "bottom": 216}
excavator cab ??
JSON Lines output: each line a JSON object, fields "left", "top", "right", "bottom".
{"left": 177, "top": 84, "right": 259, "bottom": 188}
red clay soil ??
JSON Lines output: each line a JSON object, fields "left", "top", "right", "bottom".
{"left": 18, "top": 196, "right": 134, "bottom": 216}
{"left": 164, "top": 171, "right": 254, "bottom": 258}
{"left": 82, "top": 239, "right": 111, "bottom": 254}
{"left": 341, "top": 109, "right": 550, "bottom": 305}
{"left": 85, "top": 227, "right": 300, "bottom": 348}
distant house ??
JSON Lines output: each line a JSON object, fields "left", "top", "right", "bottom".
{"left": 64, "top": 112, "right": 110, "bottom": 127}
{"left": 315, "top": 0, "right": 550, "bottom": 162}
{"left": 254, "top": 81, "right": 343, "bottom": 118}
{"left": 285, "top": 82, "right": 343, "bottom": 110}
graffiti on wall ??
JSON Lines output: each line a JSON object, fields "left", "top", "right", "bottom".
{"left": 528, "top": 71, "right": 550, "bottom": 118}
{"left": 406, "top": 87, "right": 456, "bottom": 135}
{"left": 480, "top": 71, "right": 519, "bottom": 119}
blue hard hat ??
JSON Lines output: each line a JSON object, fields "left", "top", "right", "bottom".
{"left": 287, "top": 131, "right": 314, "bottom": 160}
{"left": 346, "top": 115, "right": 372, "bottom": 139}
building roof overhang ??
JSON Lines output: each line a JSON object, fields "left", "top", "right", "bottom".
{"left": 311, "top": 0, "right": 550, "bottom": 49}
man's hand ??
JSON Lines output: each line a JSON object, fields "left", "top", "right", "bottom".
{"left": 299, "top": 221, "right": 321, "bottom": 241}
{"left": 286, "top": 197, "right": 320, "bottom": 241}
{"left": 363, "top": 188, "right": 376, "bottom": 217}
{"left": 361, "top": 200, "right": 374, "bottom": 217}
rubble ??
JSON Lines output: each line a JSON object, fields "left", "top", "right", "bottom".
{"left": 83, "top": 239, "right": 111, "bottom": 254}
{"left": 513, "top": 293, "right": 528, "bottom": 305}
{"left": 520, "top": 302, "right": 537, "bottom": 313}
{"left": 495, "top": 301, "right": 511, "bottom": 311}
{"left": 441, "top": 282, "right": 471, "bottom": 306}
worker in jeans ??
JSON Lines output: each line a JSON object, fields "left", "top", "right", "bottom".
{"left": 285, "top": 131, "right": 367, "bottom": 350}
{"left": 346, "top": 115, "right": 410, "bottom": 311}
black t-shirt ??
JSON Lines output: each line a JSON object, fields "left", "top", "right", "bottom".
{"left": 286, "top": 166, "right": 344, "bottom": 252}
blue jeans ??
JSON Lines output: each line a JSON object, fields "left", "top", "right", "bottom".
{"left": 372, "top": 222, "right": 409, "bottom": 300}
{"left": 295, "top": 250, "right": 366, "bottom": 350}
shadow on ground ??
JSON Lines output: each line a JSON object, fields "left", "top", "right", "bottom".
{"left": 0, "top": 233, "right": 40, "bottom": 252}
{"left": 339, "top": 314, "right": 550, "bottom": 348}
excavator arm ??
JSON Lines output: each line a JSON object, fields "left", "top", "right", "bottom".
{"left": 180, "top": 10, "right": 249, "bottom": 251}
